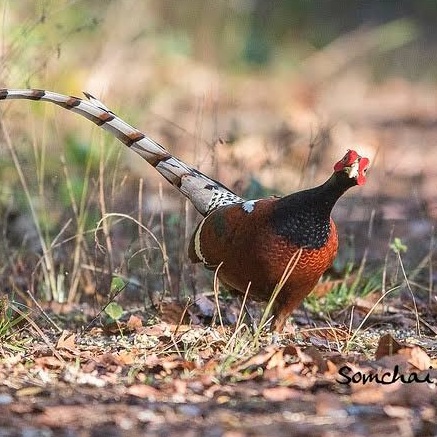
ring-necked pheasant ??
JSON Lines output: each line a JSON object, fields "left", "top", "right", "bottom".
{"left": 0, "top": 89, "right": 369, "bottom": 331}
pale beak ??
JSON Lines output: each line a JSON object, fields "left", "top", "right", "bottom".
{"left": 345, "top": 160, "right": 360, "bottom": 179}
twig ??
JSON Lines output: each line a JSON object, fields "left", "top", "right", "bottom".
{"left": 25, "top": 290, "right": 62, "bottom": 333}
{"left": 11, "top": 302, "right": 65, "bottom": 364}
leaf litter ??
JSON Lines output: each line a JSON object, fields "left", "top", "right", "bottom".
{"left": 1, "top": 308, "right": 437, "bottom": 436}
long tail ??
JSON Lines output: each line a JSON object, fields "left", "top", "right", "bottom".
{"left": 0, "top": 89, "right": 244, "bottom": 216}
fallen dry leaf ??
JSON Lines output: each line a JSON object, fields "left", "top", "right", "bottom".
{"left": 398, "top": 345, "right": 431, "bottom": 371}
{"left": 230, "top": 346, "right": 278, "bottom": 375}
{"left": 126, "top": 314, "right": 143, "bottom": 331}
{"left": 375, "top": 334, "right": 403, "bottom": 359}
{"left": 161, "top": 356, "right": 197, "bottom": 372}
{"left": 297, "top": 346, "right": 328, "bottom": 373}
{"left": 325, "top": 360, "right": 339, "bottom": 375}
{"left": 262, "top": 386, "right": 300, "bottom": 401}
{"left": 127, "top": 384, "right": 160, "bottom": 399}
{"left": 263, "top": 361, "right": 305, "bottom": 383}
{"left": 159, "top": 301, "right": 190, "bottom": 324}
{"left": 117, "top": 350, "right": 136, "bottom": 365}
{"left": 375, "top": 334, "right": 432, "bottom": 371}
{"left": 141, "top": 322, "right": 172, "bottom": 337}
{"left": 34, "top": 356, "right": 64, "bottom": 369}
{"left": 265, "top": 349, "right": 286, "bottom": 370}
{"left": 56, "top": 330, "right": 76, "bottom": 351}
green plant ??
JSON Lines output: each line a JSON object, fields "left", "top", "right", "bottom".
{"left": 0, "top": 295, "right": 28, "bottom": 350}
{"left": 304, "top": 268, "right": 381, "bottom": 315}
{"left": 104, "top": 301, "right": 124, "bottom": 322}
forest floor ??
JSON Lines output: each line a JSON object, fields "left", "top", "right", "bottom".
{"left": 1, "top": 298, "right": 437, "bottom": 437}
{"left": 2, "top": 6, "right": 437, "bottom": 435}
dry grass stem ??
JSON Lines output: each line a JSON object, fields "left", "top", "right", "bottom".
{"left": 213, "top": 262, "right": 224, "bottom": 329}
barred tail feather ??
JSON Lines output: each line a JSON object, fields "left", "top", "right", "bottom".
{"left": 0, "top": 88, "right": 244, "bottom": 215}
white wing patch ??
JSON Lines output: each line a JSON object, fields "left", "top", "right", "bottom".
{"left": 193, "top": 217, "right": 208, "bottom": 264}
{"left": 242, "top": 200, "right": 259, "bottom": 213}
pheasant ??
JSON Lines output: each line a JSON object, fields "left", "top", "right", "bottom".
{"left": 0, "top": 89, "right": 369, "bottom": 331}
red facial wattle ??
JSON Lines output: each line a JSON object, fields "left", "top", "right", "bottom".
{"left": 334, "top": 150, "right": 358, "bottom": 171}
{"left": 356, "top": 157, "right": 369, "bottom": 185}
{"left": 334, "top": 149, "right": 369, "bottom": 185}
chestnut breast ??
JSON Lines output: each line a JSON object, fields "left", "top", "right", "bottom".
{"left": 188, "top": 198, "right": 338, "bottom": 302}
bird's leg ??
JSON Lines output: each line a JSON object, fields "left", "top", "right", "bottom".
{"left": 227, "top": 288, "right": 258, "bottom": 328}
{"left": 270, "top": 297, "right": 300, "bottom": 333}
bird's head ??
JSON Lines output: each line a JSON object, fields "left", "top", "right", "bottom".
{"left": 333, "top": 149, "right": 369, "bottom": 186}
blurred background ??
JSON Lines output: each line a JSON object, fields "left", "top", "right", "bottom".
{"left": 1, "top": 0, "right": 437, "bottom": 314}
